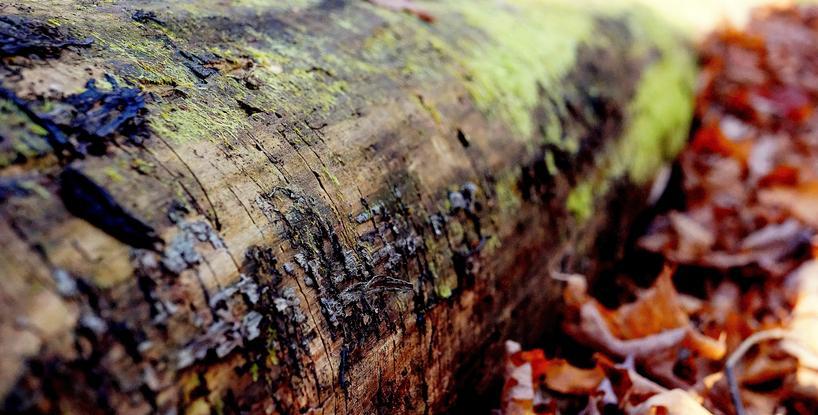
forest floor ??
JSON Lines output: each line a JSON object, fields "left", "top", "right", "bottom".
{"left": 499, "top": 5, "right": 818, "bottom": 415}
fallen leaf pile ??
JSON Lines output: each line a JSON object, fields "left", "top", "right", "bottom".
{"left": 499, "top": 5, "right": 818, "bottom": 415}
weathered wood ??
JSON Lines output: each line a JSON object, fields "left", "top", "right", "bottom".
{"left": 0, "top": 1, "right": 694, "bottom": 413}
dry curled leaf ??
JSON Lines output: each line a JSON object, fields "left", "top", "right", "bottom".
{"left": 502, "top": 341, "right": 536, "bottom": 415}
{"left": 541, "top": 359, "right": 604, "bottom": 395}
{"left": 628, "top": 389, "right": 712, "bottom": 415}
{"left": 564, "top": 268, "right": 725, "bottom": 362}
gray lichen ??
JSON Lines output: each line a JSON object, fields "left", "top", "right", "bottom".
{"left": 162, "top": 220, "right": 225, "bottom": 274}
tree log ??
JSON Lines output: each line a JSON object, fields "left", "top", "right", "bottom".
{"left": 0, "top": 0, "right": 694, "bottom": 413}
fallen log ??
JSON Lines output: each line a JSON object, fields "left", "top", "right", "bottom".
{"left": 0, "top": 0, "right": 694, "bottom": 413}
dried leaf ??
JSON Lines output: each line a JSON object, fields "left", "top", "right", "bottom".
{"left": 759, "top": 182, "right": 818, "bottom": 228}
{"left": 541, "top": 359, "right": 604, "bottom": 395}
{"left": 502, "top": 341, "right": 535, "bottom": 415}
{"left": 600, "top": 268, "right": 689, "bottom": 339}
{"left": 628, "top": 389, "right": 713, "bottom": 415}
{"left": 564, "top": 269, "right": 724, "bottom": 361}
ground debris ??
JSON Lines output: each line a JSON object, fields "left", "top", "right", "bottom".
{"left": 497, "top": 5, "right": 818, "bottom": 415}
{"left": 639, "top": 4, "right": 818, "bottom": 278}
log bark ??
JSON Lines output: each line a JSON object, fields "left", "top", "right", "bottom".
{"left": 0, "top": 1, "right": 694, "bottom": 413}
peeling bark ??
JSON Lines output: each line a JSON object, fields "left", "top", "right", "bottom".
{"left": 0, "top": 1, "right": 694, "bottom": 413}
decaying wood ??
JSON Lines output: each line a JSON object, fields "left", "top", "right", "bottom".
{"left": 0, "top": 0, "right": 695, "bottom": 413}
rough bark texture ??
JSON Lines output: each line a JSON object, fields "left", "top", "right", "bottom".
{"left": 0, "top": 1, "right": 694, "bottom": 413}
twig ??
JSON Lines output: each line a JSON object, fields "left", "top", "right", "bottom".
{"left": 724, "top": 329, "right": 790, "bottom": 415}
{"left": 724, "top": 363, "right": 744, "bottom": 415}
{"left": 549, "top": 270, "right": 586, "bottom": 282}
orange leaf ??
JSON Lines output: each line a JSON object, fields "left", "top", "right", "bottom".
{"left": 690, "top": 123, "right": 751, "bottom": 162}
{"left": 599, "top": 267, "right": 688, "bottom": 339}
{"left": 541, "top": 359, "right": 604, "bottom": 395}
{"left": 758, "top": 164, "right": 799, "bottom": 188}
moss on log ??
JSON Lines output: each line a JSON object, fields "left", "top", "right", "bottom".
{"left": 0, "top": 0, "right": 694, "bottom": 413}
